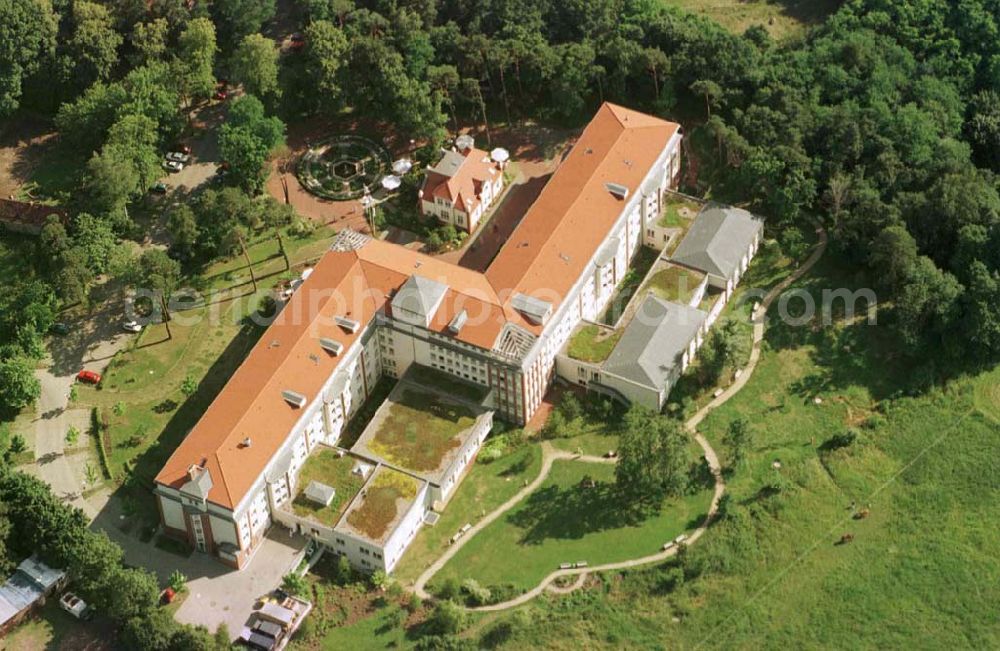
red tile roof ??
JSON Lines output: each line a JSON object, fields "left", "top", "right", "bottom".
{"left": 421, "top": 146, "right": 500, "bottom": 214}
{"left": 156, "top": 104, "right": 680, "bottom": 511}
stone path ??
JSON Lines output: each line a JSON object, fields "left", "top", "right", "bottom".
{"left": 412, "top": 221, "right": 828, "bottom": 611}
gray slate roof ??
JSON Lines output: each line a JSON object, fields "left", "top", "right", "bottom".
{"left": 392, "top": 275, "right": 448, "bottom": 321}
{"left": 429, "top": 150, "right": 467, "bottom": 178}
{"left": 603, "top": 295, "right": 706, "bottom": 389}
{"left": 670, "top": 205, "right": 764, "bottom": 279}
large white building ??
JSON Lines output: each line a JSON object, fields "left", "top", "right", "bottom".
{"left": 154, "top": 103, "right": 684, "bottom": 570}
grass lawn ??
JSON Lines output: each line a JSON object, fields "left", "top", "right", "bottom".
{"left": 393, "top": 444, "right": 543, "bottom": 585}
{"left": 478, "top": 255, "right": 1000, "bottom": 650}
{"left": 642, "top": 264, "right": 705, "bottom": 305}
{"left": 430, "top": 460, "right": 714, "bottom": 592}
{"left": 2, "top": 602, "right": 117, "bottom": 651}
{"left": 658, "top": 193, "right": 702, "bottom": 228}
{"left": 345, "top": 467, "right": 419, "bottom": 541}
{"left": 311, "top": 603, "right": 412, "bottom": 650}
{"left": 75, "top": 224, "right": 336, "bottom": 521}
{"left": 365, "top": 388, "right": 476, "bottom": 472}
{"left": 566, "top": 325, "right": 622, "bottom": 363}
{"left": 664, "top": 0, "right": 840, "bottom": 39}
{"left": 291, "top": 448, "right": 366, "bottom": 526}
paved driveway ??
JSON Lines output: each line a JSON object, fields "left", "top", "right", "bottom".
{"left": 173, "top": 530, "right": 307, "bottom": 636}
{"left": 22, "top": 298, "right": 135, "bottom": 519}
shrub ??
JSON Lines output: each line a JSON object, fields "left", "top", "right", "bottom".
{"left": 9, "top": 434, "right": 26, "bottom": 454}
{"left": 406, "top": 593, "right": 423, "bottom": 613}
{"left": 113, "top": 401, "right": 126, "bottom": 416}
{"left": 282, "top": 572, "right": 307, "bottom": 595}
{"left": 428, "top": 600, "right": 467, "bottom": 635}
{"left": 168, "top": 569, "right": 187, "bottom": 592}
{"left": 460, "top": 578, "right": 491, "bottom": 606}
{"left": 335, "top": 555, "right": 353, "bottom": 585}
{"left": 181, "top": 375, "right": 197, "bottom": 396}
{"left": 370, "top": 569, "right": 390, "bottom": 591}
{"left": 66, "top": 426, "right": 80, "bottom": 446}
{"left": 288, "top": 217, "right": 315, "bottom": 238}
{"left": 434, "top": 577, "right": 461, "bottom": 601}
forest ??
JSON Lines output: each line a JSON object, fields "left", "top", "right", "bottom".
{"left": 0, "top": 0, "right": 999, "bottom": 647}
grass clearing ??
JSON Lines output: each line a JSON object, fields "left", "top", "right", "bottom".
{"left": 365, "top": 388, "right": 476, "bottom": 472}
{"left": 1, "top": 602, "right": 116, "bottom": 651}
{"left": 291, "top": 448, "right": 367, "bottom": 526}
{"left": 480, "top": 254, "right": 1000, "bottom": 650}
{"left": 393, "top": 444, "right": 543, "bottom": 585}
{"left": 431, "top": 459, "right": 714, "bottom": 592}
{"left": 664, "top": 0, "right": 840, "bottom": 40}
{"left": 566, "top": 325, "right": 622, "bottom": 363}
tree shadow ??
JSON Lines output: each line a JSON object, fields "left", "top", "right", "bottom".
{"left": 506, "top": 479, "right": 653, "bottom": 545}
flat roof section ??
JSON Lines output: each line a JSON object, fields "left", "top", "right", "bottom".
{"left": 339, "top": 465, "right": 422, "bottom": 544}
{"left": 351, "top": 368, "right": 492, "bottom": 486}
{"left": 289, "top": 447, "right": 369, "bottom": 527}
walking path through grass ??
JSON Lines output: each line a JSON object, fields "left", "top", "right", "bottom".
{"left": 412, "top": 220, "right": 828, "bottom": 611}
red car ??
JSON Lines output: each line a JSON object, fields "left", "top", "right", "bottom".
{"left": 172, "top": 144, "right": 192, "bottom": 155}
{"left": 289, "top": 33, "right": 305, "bottom": 50}
{"left": 213, "top": 89, "right": 228, "bottom": 101}
{"left": 76, "top": 370, "right": 101, "bottom": 384}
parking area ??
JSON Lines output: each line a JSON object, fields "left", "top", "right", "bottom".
{"left": 172, "top": 530, "right": 307, "bottom": 637}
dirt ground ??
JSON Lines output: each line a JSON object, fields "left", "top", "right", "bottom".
{"left": 0, "top": 116, "right": 57, "bottom": 198}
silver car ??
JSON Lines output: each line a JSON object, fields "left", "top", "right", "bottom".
{"left": 165, "top": 151, "right": 191, "bottom": 163}
{"left": 163, "top": 160, "right": 184, "bottom": 172}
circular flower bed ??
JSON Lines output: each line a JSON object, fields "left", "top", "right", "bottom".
{"left": 296, "top": 135, "right": 392, "bottom": 201}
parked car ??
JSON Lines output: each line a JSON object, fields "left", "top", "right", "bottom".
{"left": 150, "top": 181, "right": 168, "bottom": 194}
{"left": 163, "top": 160, "right": 184, "bottom": 172}
{"left": 172, "top": 143, "right": 192, "bottom": 155}
{"left": 49, "top": 322, "right": 69, "bottom": 336}
{"left": 289, "top": 33, "right": 305, "bottom": 50}
{"left": 165, "top": 151, "right": 190, "bottom": 163}
{"left": 59, "top": 592, "right": 92, "bottom": 620}
{"left": 122, "top": 320, "right": 143, "bottom": 333}
{"left": 214, "top": 88, "right": 228, "bottom": 101}
{"left": 76, "top": 370, "right": 101, "bottom": 384}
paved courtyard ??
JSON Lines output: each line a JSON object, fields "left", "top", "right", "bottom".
{"left": 172, "top": 530, "right": 307, "bottom": 636}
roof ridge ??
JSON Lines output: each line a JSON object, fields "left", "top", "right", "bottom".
{"left": 495, "top": 116, "right": 631, "bottom": 295}
{"left": 211, "top": 253, "right": 363, "bottom": 506}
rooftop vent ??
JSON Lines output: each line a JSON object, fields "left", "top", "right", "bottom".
{"left": 335, "top": 316, "right": 360, "bottom": 334}
{"left": 605, "top": 182, "right": 629, "bottom": 200}
{"left": 241, "top": 437, "right": 252, "bottom": 448}
{"left": 282, "top": 389, "right": 307, "bottom": 408}
{"left": 448, "top": 310, "right": 468, "bottom": 334}
{"left": 319, "top": 337, "right": 344, "bottom": 356}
